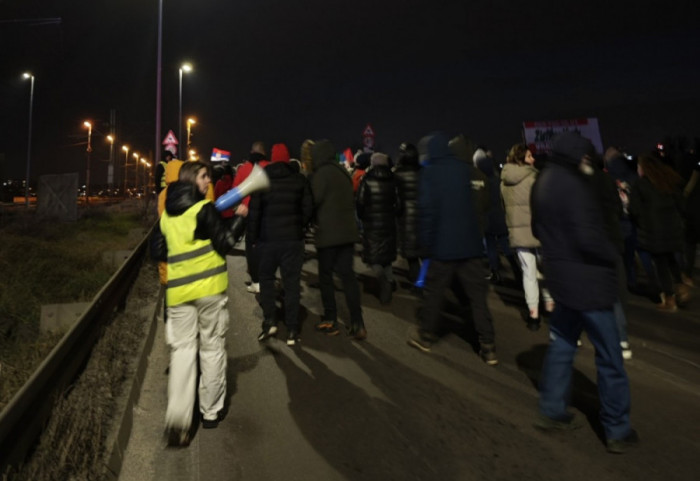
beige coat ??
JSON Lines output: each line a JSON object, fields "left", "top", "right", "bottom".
{"left": 500, "top": 163, "right": 540, "bottom": 248}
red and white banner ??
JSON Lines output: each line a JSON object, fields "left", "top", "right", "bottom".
{"left": 522, "top": 118, "right": 603, "bottom": 155}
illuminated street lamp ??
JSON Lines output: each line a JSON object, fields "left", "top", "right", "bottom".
{"left": 179, "top": 62, "right": 192, "bottom": 152}
{"left": 22, "top": 73, "right": 35, "bottom": 207}
{"left": 122, "top": 145, "right": 130, "bottom": 196}
{"left": 132, "top": 153, "right": 139, "bottom": 194}
{"left": 84, "top": 121, "right": 93, "bottom": 203}
{"left": 106, "top": 135, "right": 115, "bottom": 189}
{"left": 141, "top": 158, "right": 152, "bottom": 194}
{"left": 187, "top": 117, "right": 196, "bottom": 151}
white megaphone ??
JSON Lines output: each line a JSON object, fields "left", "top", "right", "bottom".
{"left": 214, "top": 163, "right": 270, "bottom": 212}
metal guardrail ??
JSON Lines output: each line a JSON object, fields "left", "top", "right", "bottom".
{"left": 0, "top": 225, "right": 154, "bottom": 475}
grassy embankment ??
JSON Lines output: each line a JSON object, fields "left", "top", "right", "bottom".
{"left": 0, "top": 210, "right": 144, "bottom": 412}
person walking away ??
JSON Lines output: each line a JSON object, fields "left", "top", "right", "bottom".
{"left": 310, "top": 139, "right": 366, "bottom": 339}
{"left": 248, "top": 143, "right": 313, "bottom": 345}
{"left": 393, "top": 142, "right": 422, "bottom": 287}
{"left": 590, "top": 151, "right": 634, "bottom": 359}
{"left": 356, "top": 152, "right": 400, "bottom": 304}
{"left": 407, "top": 132, "right": 498, "bottom": 365}
{"left": 233, "top": 141, "right": 270, "bottom": 293}
{"left": 214, "top": 163, "right": 235, "bottom": 225}
{"left": 501, "top": 143, "right": 554, "bottom": 330}
{"left": 628, "top": 154, "right": 688, "bottom": 310}
{"left": 473, "top": 147, "right": 519, "bottom": 284}
{"left": 156, "top": 150, "right": 175, "bottom": 196}
{"left": 531, "top": 132, "right": 637, "bottom": 454}
{"left": 152, "top": 161, "right": 237, "bottom": 446}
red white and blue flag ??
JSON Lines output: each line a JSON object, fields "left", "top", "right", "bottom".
{"left": 210, "top": 148, "right": 231, "bottom": 162}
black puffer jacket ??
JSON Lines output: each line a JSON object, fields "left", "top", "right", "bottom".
{"left": 247, "top": 161, "right": 313, "bottom": 244}
{"left": 356, "top": 165, "right": 399, "bottom": 265}
{"left": 393, "top": 155, "right": 421, "bottom": 258}
{"left": 152, "top": 181, "right": 236, "bottom": 261}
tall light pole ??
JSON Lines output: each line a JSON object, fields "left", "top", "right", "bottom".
{"left": 155, "top": 0, "right": 163, "bottom": 167}
{"left": 132, "top": 153, "right": 139, "bottom": 195}
{"left": 187, "top": 117, "right": 196, "bottom": 151}
{"left": 22, "top": 73, "right": 35, "bottom": 207}
{"left": 178, "top": 62, "right": 192, "bottom": 154}
{"left": 106, "top": 134, "right": 115, "bottom": 191}
{"left": 122, "top": 145, "right": 129, "bottom": 196}
{"left": 84, "top": 121, "right": 92, "bottom": 204}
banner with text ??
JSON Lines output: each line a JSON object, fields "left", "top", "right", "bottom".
{"left": 522, "top": 118, "right": 603, "bottom": 155}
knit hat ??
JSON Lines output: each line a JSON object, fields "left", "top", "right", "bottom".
{"left": 271, "top": 143, "right": 290, "bottom": 163}
{"left": 370, "top": 152, "right": 389, "bottom": 166}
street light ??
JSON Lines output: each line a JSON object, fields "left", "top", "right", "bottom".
{"left": 178, "top": 62, "right": 192, "bottom": 153}
{"left": 22, "top": 72, "right": 35, "bottom": 207}
{"left": 122, "top": 145, "right": 129, "bottom": 196}
{"left": 132, "top": 153, "right": 139, "bottom": 194}
{"left": 141, "top": 158, "right": 152, "bottom": 195}
{"left": 84, "top": 121, "right": 92, "bottom": 203}
{"left": 187, "top": 117, "right": 196, "bottom": 151}
{"left": 106, "top": 135, "right": 115, "bottom": 190}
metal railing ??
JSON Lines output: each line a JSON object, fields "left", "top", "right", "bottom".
{"left": 0, "top": 225, "right": 153, "bottom": 475}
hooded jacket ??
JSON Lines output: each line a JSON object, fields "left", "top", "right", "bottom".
{"left": 356, "top": 159, "right": 399, "bottom": 265}
{"left": 418, "top": 132, "right": 484, "bottom": 260}
{"left": 247, "top": 143, "right": 313, "bottom": 244}
{"left": 501, "top": 163, "right": 540, "bottom": 248}
{"left": 393, "top": 147, "right": 421, "bottom": 258}
{"left": 531, "top": 138, "right": 618, "bottom": 310}
{"left": 309, "top": 140, "right": 359, "bottom": 248}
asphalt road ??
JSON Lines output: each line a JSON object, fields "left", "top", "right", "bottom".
{"left": 118, "top": 244, "right": 700, "bottom": 481}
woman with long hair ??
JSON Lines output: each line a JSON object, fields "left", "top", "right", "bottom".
{"left": 153, "top": 160, "right": 237, "bottom": 445}
{"left": 501, "top": 143, "right": 553, "bottom": 330}
{"left": 629, "top": 154, "right": 688, "bottom": 310}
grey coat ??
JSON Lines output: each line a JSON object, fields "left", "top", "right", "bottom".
{"left": 501, "top": 163, "right": 540, "bottom": 248}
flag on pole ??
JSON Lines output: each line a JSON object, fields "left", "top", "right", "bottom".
{"left": 210, "top": 148, "right": 231, "bottom": 162}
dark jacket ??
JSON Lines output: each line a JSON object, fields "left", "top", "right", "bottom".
{"left": 605, "top": 153, "right": 638, "bottom": 238}
{"left": 393, "top": 154, "right": 421, "bottom": 258}
{"left": 247, "top": 161, "right": 313, "bottom": 245}
{"left": 356, "top": 164, "right": 399, "bottom": 265}
{"left": 474, "top": 154, "right": 508, "bottom": 236}
{"left": 531, "top": 157, "right": 618, "bottom": 310}
{"left": 310, "top": 140, "right": 359, "bottom": 248}
{"left": 152, "top": 181, "right": 236, "bottom": 262}
{"left": 417, "top": 132, "right": 485, "bottom": 260}
{"left": 628, "top": 176, "right": 684, "bottom": 254}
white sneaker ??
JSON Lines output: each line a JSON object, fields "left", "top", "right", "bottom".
{"left": 246, "top": 282, "right": 260, "bottom": 293}
{"left": 620, "top": 341, "right": 633, "bottom": 360}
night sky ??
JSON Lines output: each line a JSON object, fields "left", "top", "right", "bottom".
{"left": 2, "top": 0, "right": 700, "bottom": 185}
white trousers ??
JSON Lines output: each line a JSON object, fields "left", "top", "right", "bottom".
{"left": 165, "top": 294, "right": 229, "bottom": 430}
{"left": 516, "top": 248, "right": 552, "bottom": 311}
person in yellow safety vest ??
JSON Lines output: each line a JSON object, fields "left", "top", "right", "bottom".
{"left": 158, "top": 158, "right": 214, "bottom": 285}
{"left": 156, "top": 150, "right": 175, "bottom": 195}
{"left": 151, "top": 160, "right": 237, "bottom": 447}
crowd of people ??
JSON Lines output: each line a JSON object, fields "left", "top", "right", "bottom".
{"left": 150, "top": 131, "right": 699, "bottom": 453}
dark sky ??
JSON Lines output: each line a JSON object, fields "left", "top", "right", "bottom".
{"left": 2, "top": 0, "right": 700, "bottom": 185}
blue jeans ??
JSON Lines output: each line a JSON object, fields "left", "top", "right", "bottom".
{"left": 538, "top": 304, "right": 631, "bottom": 440}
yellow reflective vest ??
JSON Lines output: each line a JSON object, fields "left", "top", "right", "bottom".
{"left": 159, "top": 161, "right": 168, "bottom": 189}
{"left": 160, "top": 199, "right": 228, "bottom": 306}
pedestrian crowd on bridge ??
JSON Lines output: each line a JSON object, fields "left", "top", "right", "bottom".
{"left": 152, "top": 131, "right": 699, "bottom": 453}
